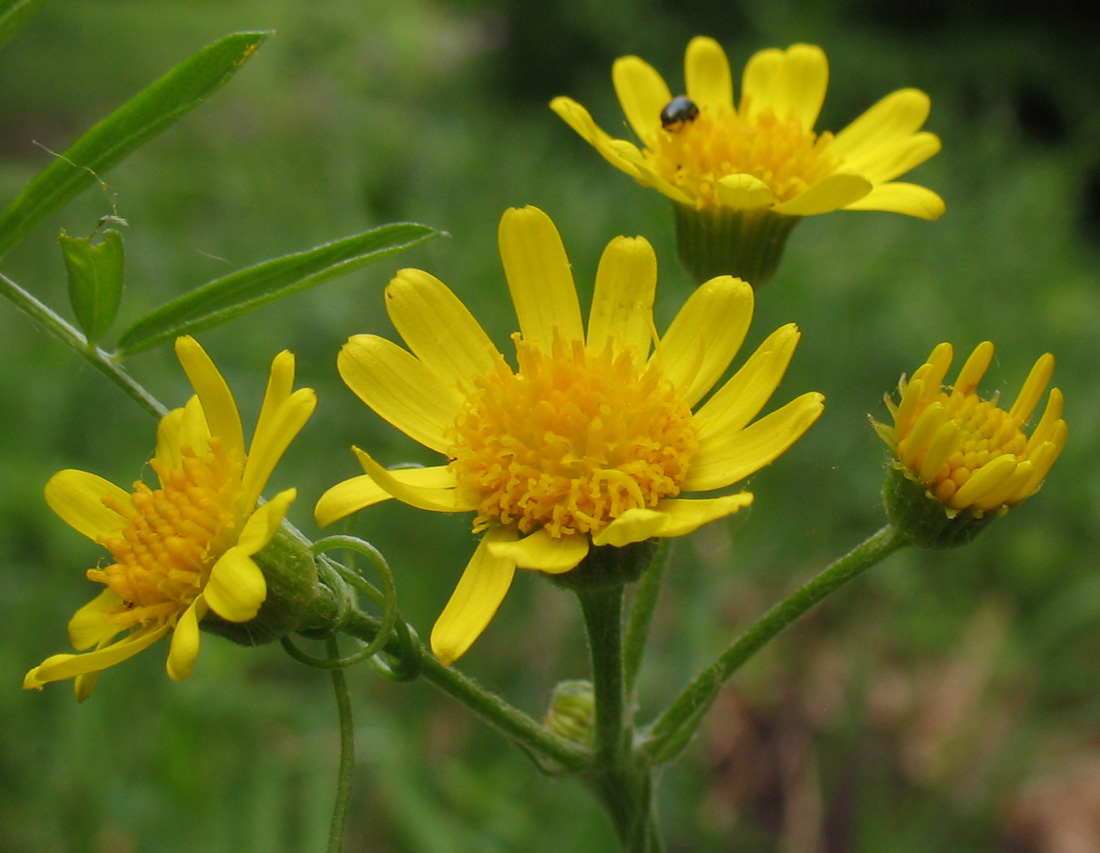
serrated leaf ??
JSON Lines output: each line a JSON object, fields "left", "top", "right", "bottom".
{"left": 115, "top": 223, "right": 439, "bottom": 356}
{"left": 60, "top": 228, "right": 124, "bottom": 344}
{"left": 0, "top": 31, "right": 269, "bottom": 258}
{"left": 0, "top": 0, "right": 49, "bottom": 51}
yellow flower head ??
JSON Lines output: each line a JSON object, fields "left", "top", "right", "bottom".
{"left": 879, "top": 341, "right": 1065, "bottom": 522}
{"left": 316, "top": 206, "right": 824, "bottom": 665}
{"left": 24, "top": 337, "right": 316, "bottom": 700}
{"left": 551, "top": 38, "right": 944, "bottom": 220}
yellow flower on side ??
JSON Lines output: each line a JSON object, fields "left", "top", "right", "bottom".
{"left": 24, "top": 337, "right": 317, "bottom": 700}
{"left": 316, "top": 206, "right": 824, "bottom": 665}
{"left": 877, "top": 342, "right": 1066, "bottom": 547}
{"left": 551, "top": 39, "right": 944, "bottom": 284}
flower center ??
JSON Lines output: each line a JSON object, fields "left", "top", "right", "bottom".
{"left": 448, "top": 333, "right": 699, "bottom": 538}
{"left": 646, "top": 104, "right": 840, "bottom": 207}
{"left": 899, "top": 391, "right": 1028, "bottom": 505}
{"left": 90, "top": 438, "right": 244, "bottom": 629}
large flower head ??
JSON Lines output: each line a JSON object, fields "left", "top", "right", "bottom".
{"left": 316, "top": 206, "right": 824, "bottom": 665}
{"left": 877, "top": 342, "right": 1066, "bottom": 547}
{"left": 551, "top": 39, "right": 944, "bottom": 284}
{"left": 24, "top": 337, "right": 316, "bottom": 700}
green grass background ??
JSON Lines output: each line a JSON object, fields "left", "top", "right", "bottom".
{"left": 1, "top": 1, "right": 1098, "bottom": 850}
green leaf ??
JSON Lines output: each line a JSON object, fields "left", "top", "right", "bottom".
{"left": 115, "top": 223, "right": 440, "bottom": 356}
{"left": 0, "top": 0, "right": 49, "bottom": 52}
{"left": 0, "top": 31, "right": 269, "bottom": 258}
{"left": 60, "top": 227, "right": 124, "bottom": 345}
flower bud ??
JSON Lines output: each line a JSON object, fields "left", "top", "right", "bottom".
{"left": 544, "top": 680, "right": 595, "bottom": 746}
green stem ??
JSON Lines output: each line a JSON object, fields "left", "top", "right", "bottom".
{"left": 578, "top": 585, "right": 656, "bottom": 851}
{"left": 340, "top": 609, "right": 590, "bottom": 773}
{"left": 327, "top": 637, "right": 355, "bottom": 853}
{"left": 0, "top": 270, "right": 167, "bottom": 418}
{"left": 623, "top": 541, "right": 669, "bottom": 699}
{"left": 643, "top": 525, "right": 906, "bottom": 765}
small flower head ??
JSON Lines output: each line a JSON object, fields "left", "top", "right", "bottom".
{"left": 24, "top": 337, "right": 316, "bottom": 700}
{"left": 876, "top": 342, "right": 1066, "bottom": 548}
{"left": 551, "top": 38, "right": 944, "bottom": 284}
{"left": 316, "top": 205, "right": 824, "bottom": 664}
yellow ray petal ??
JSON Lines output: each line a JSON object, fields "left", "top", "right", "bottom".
{"left": 204, "top": 547, "right": 266, "bottom": 623}
{"left": 338, "top": 334, "right": 463, "bottom": 455}
{"left": 831, "top": 88, "right": 932, "bottom": 160}
{"left": 652, "top": 493, "right": 755, "bottom": 537}
{"left": 953, "top": 342, "right": 994, "bottom": 395}
{"left": 67, "top": 589, "right": 125, "bottom": 650}
{"left": 1009, "top": 353, "right": 1055, "bottom": 422}
{"left": 685, "top": 36, "right": 733, "bottom": 114}
{"left": 716, "top": 173, "right": 775, "bottom": 209}
{"left": 772, "top": 44, "right": 829, "bottom": 130}
{"left": 772, "top": 173, "right": 872, "bottom": 216}
{"left": 950, "top": 453, "right": 1018, "bottom": 510}
{"left": 612, "top": 55, "right": 671, "bottom": 146}
{"left": 593, "top": 508, "right": 668, "bottom": 547}
{"left": 685, "top": 392, "right": 825, "bottom": 491}
{"left": 550, "top": 97, "right": 651, "bottom": 180}
{"left": 655, "top": 275, "right": 754, "bottom": 407}
{"left": 498, "top": 206, "right": 584, "bottom": 351}
{"left": 154, "top": 405, "right": 187, "bottom": 471}
{"left": 24, "top": 623, "right": 171, "bottom": 689}
{"left": 240, "top": 387, "right": 316, "bottom": 508}
{"left": 44, "top": 469, "right": 131, "bottom": 541}
{"left": 844, "top": 132, "right": 941, "bottom": 184}
{"left": 695, "top": 323, "right": 801, "bottom": 439}
{"left": 487, "top": 529, "right": 588, "bottom": 574}
{"left": 841, "top": 182, "right": 945, "bottom": 220}
{"left": 236, "top": 489, "right": 296, "bottom": 555}
{"left": 430, "top": 528, "right": 518, "bottom": 666}
{"left": 352, "top": 447, "right": 473, "bottom": 513}
{"left": 174, "top": 336, "right": 244, "bottom": 460}
{"left": 587, "top": 235, "right": 657, "bottom": 362}
{"left": 314, "top": 466, "right": 458, "bottom": 527}
{"left": 166, "top": 596, "right": 208, "bottom": 681}
{"left": 740, "top": 47, "right": 783, "bottom": 121}
{"left": 385, "top": 269, "right": 502, "bottom": 393}
{"left": 253, "top": 350, "right": 296, "bottom": 446}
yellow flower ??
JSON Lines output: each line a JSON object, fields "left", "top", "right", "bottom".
{"left": 24, "top": 337, "right": 317, "bottom": 700}
{"left": 552, "top": 38, "right": 944, "bottom": 220}
{"left": 878, "top": 342, "right": 1065, "bottom": 541}
{"left": 316, "top": 206, "right": 824, "bottom": 665}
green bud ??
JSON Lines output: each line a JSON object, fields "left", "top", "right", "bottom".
{"left": 883, "top": 464, "right": 1003, "bottom": 550}
{"left": 673, "top": 203, "right": 800, "bottom": 287}
{"left": 544, "top": 680, "right": 595, "bottom": 746}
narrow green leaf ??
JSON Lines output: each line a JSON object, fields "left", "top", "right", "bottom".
{"left": 60, "top": 227, "right": 125, "bottom": 344}
{"left": 116, "top": 223, "right": 439, "bottom": 356}
{"left": 0, "top": 0, "right": 49, "bottom": 51}
{"left": 0, "top": 31, "right": 269, "bottom": 258}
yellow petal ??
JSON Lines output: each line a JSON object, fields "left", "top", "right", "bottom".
{"left": 487, "top": 529, "right": 588, "bottom": 573}
{"left": 550, "top": 97, "right": 650, "bottom": 180}
{"left": 831, "top": 88, "right": 932, "bottom": 161}
{"left": 253, "top": 350, "right": 296, "bottom": 444}
{"left": 385, "top": 269, "right": 502, "bottom": 393}
{"left": 1009, "top": 353, "right": 1055, "bottom": 423}
{"left": 843, "top": 132, "right": 941, "bottom": 184}
{"left": 236, "top": 489, "right": 296, "bottom": 555}
{"left": 498, "top": 206, "right": 584, "bottom": 351}
{"left": 685, "top": 392, "right": 825, "bottom": 491}
{"left": 430, "top": 528, "right": 518, "bottom": 666}
{"left": 587, "top": 235, "right": 657, "bottom": 362}
{"left": 1026, "top": 388, "right": 1064, "bottom": 451}
{"left": 740, "top": 47, "right": 783, "bottom": 121}
{"left": 338, "top": 334, "right": 463, "bottom": 455}
{"left": 842, "top": 182, "right": 945, "bottom": 220}
{"left": 240, "top": 386, "right": 316, "bottom": 508}
{"left": 772, "top": 173, "right": 872, "bottom": 216}
{"left": 314, "top": 466, "right": 458, "bottom": 527}
{"left": 652, "top": 493, "right": 755, "bottom": 537}
{"left": 716, "top": 173, "right": 775, "bottom": 209}
{"left": 352, "top": 447, "right": 472, "bottom": 513}
{"left": 953, "top": 341, "right": 994, "bottom": 395}
{"left": 612, "top": 55, "right": 671, "bottom": 147}
{"left": 166, "top": 597, "right": 208, "bottom": 681}
{"left": 950, "top": 454, "right": 1018, "bottom": 510}
{"left": 685, "top": 36, "right": 733, "bottom": 114}
{"left": 592, "top": 508, "right": 667, "bottom": 547}
{"left": 24, "top": 623, "right": 170, "bottom": 690}
{"left": 655, "top": 275, "right": 754, "bottom": 407}
{"left": 154, "top": 405, "right": 187, "bottom": 471}
{"left": 174, "top": 336, "right": 244, "bottom": 460}
{"left": 44, "top": 469, "right": 131, "bottom": 541}
{"left": 205, "top": 547, "right": 266, "bottom": 623}
{"left": 604, "top": 138, "right": 695, "bottom": 204}
{"left": 67, "top": 589, "right": 125, "bottom": 650}
{"left": 695, "top": 324, "right": 801, "bottom": 440}
{"left": 743, "top": 45, "right": 828, "bottom": 130}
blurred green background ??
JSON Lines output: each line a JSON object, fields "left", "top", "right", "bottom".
{"left": 2, "top": 1, "right": 1098, "bottom": 850}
